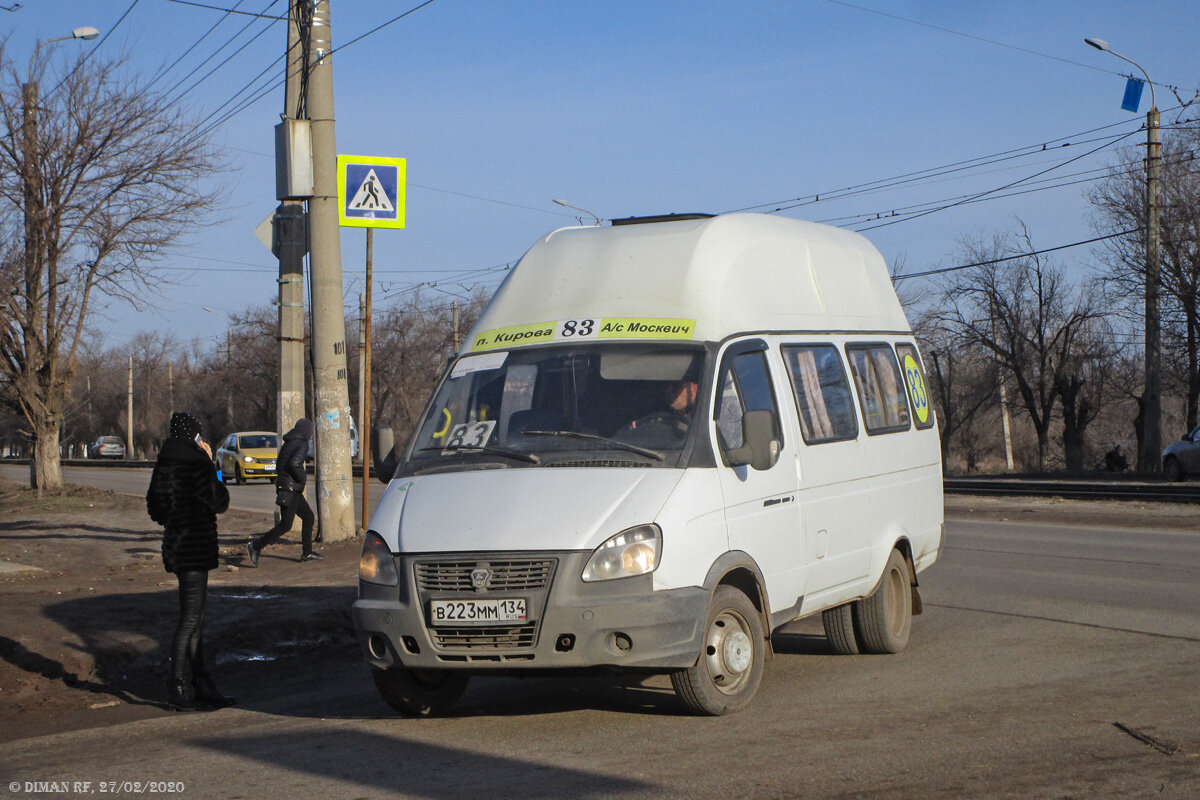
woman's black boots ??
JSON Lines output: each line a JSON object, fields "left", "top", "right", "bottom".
{"left": 167, "top": 675, "right": 204, "bottom": 712}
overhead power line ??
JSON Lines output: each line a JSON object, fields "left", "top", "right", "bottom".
{"left": 893, "top": 228, "right": 1142, "bottom": 282}
{"left": 854, "top": 130, "right": 1140, "bottom": 232}
{"left": 44, "top": 0, "right": 140, "bottom": 101}
{"left": 726, "top": 116, "right": 1149, "bottom": 216}
{"left": 190, "top": 0, "right": 439, "bottom": 139}
{"left": 163, "top": 0, "right": 286, "bottom": 19}
{"left": 818, "top": 0, "right": 1182, "bottom": 93}
{"left": 147, "top": 0, "right": 248, "bottom": 91}
{"left": 161, "top": 0, "right": 282, "bottom": 106}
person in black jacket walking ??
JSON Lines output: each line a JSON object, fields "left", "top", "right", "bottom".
{"left": 146, "top": 412, "right": 234, "bottom": 712}
{"left": 245, "top": 417, "right": 320, "bottom": 565}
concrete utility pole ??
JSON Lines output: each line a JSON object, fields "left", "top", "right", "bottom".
{"left": 1085, "top": 38, "right": 1162, "bottom": 473}
{"left": 126, "top": 356, "right": 134, "bottom": 459}
{"left": 225, "top": 329, "right": 233, "bottom": 426}
{"left": 305, "top": 0, "right": 355, "bottom": 542}
{"left": 277, "top": 0, "right": 307, "bottom": 437}
{"left": 1144, "top": 105, "right": 1162, "bottom": 472}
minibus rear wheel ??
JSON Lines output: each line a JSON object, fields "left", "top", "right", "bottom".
{"left": 371, "top": 666, "right": 468, "bottom": 716}
{"left": 670, "top": 585, "right": 765, "bottom": 716}
{"left": 854, "top": 549, "right": 913, "bottom": 654}
{"left": 821, "top": 603, "right": 860, "bottom": 655}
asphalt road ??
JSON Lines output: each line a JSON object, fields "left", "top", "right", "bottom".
{"left": 0, "top": 463, "right": 384, "bottom": 520}
{"left": 2, "top": 477, "right": 1199, "bottom": 798}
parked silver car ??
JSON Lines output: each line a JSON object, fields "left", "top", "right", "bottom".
{"left": 1162, "top": 425, "right": 1200, "bottom": 481}
{"left": 90, "top": 435, "right": 126, "bottom": 459}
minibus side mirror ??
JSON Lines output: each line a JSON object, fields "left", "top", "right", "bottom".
{"left": 372, "top": 426, "right": 398, "bottom": 483}
{"left": 726, "top": 410, "right": 780, "bottom": 471}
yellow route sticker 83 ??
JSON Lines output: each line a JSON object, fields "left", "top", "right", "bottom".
{"left": 902, "top": 353, "right": 930, "bottom": 425}
{"left": 471, "top": 317, "right": 696, "bottom": 352}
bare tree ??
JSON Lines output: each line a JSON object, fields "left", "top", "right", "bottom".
{"left": 371, "top": 290, "right": 486, "bottom": 446}
{"left": 915, "top": 318, "right": 997, "bottom": 472}
{"left": 932, "top": 224, "right": 1109, "bottom": 471}
{"left": 1055, "top": 317, "right": 1124, "bottom": 473}
{"left": 1089, "top": 124, "right": 1200, "bottom": 435}
{"left": 0, "top": 47, "right": 223, "bottom": 491}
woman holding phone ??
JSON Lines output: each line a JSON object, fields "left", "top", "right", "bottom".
{"left": 146, "top": 412, "right": 233, "bottom": 711}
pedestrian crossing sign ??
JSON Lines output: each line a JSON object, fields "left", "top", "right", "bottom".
{"left": 337, "top": 154, "right": 406, "bottom": 229}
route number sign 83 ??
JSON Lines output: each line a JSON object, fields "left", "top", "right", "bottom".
{"left": 559, "top": 319, "right": 597, "bottom": 338}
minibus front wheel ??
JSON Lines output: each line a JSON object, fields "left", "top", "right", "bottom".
{"left": 670, "top": 585, "right": 765, "bottom": 716}
{"left": 371, "top": 666, "right": 468, "bottom": 717}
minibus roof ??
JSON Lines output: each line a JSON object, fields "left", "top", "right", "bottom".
{"left": 462, "top": 213, "right": 911, "bottom": 354}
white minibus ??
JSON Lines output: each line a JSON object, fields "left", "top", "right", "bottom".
{"left": 355, "top": 212, "right": 943, "bottom": 715}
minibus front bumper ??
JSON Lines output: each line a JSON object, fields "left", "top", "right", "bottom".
{"left": 353, "top": 551, "right": 709, "bottom": 672}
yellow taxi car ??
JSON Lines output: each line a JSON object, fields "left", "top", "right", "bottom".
{"left": 213, "top": 431, "right": 279, "bottom": 485}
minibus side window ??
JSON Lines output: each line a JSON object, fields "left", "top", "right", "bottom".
{"left": 782, "top": 344, "right": 858, "bottom": 444}
{"left": 846, "top": 344, "right": 911, "bottom": 435}
{"left": 714, "top": 349, "right": 783, "bottom": 461}
{"left": 894, "top": 343, "right": 935, "bottom": 430}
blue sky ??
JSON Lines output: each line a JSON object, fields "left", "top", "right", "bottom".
{"left": 7, "top": 1, "right": 1198, "bottom": 354}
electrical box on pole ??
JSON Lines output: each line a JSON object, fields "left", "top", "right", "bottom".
{"left": 275, "top": 119, "right": 314, "bottom": 200}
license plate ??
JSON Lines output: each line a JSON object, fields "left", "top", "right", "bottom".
{"left": 429, "top": 598, "right": 527, "bottom": 625}
{"left": 264, "top": 461, "right": 276, "bottom": 469}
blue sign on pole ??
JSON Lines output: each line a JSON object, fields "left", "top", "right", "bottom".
{"left": 337, "top": 155, "right": 406, "bottom": 229}
{"left": 1121, "top": 78, "right": 1144, "bottom": 113}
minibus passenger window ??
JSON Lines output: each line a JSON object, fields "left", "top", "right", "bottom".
{"left": 846, "top": 344, "right": 911, "bottom": 435}
{"left": 782, "top": 345, "right": 858, "bottom": 444}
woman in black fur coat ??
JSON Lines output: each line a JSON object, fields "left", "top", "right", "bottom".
{"left": 146, "top": 412, "right": 233, "bottom": 711}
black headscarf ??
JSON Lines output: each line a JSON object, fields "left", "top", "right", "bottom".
{"left": 284, "top": 417, "right": 314, "bottom": 441}
{"left": 169, "top": 412, "right": 203, "bottom": 441}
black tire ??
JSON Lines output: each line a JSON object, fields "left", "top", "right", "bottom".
{"left": 233, "top": 465, "right": 245, "bottom": 485}
{"left": 371, "top": 667, "right": 468, "bottom": 716}
{"left": 854, "top": 549, "right": 913, "bottom": 654}
{"left": 670, "top": 585, "right": 765, "bottom": 716}
{"left": 822, "top": 603, "right": 860, "bottom": 655}
{"left": 1164, "top": 457, "right": 1185, "bottom": 482}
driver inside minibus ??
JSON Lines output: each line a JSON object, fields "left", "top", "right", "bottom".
{"left": 618, "top": 379, "right": 699, "bottom": 443}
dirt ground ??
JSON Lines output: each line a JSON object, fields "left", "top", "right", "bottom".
{"left": 0, "top": 477, "right": 1196, "bottom": 744}
{"left": 0, "top": 478, "right": 364, "bottom": 742}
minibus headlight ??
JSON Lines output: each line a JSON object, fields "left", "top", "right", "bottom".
{"left": 242, "top": 455, "right": 254, "bottom": 463}
{"left": 582, "top": 524, "right": 661, "bottom": 582}
{"left": 360, "top": 531, "right": 399, "bottom": 586}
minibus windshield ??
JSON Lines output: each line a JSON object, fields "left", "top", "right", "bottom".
{"left": 406, "top": 343, "right": 706, "bottom": 472}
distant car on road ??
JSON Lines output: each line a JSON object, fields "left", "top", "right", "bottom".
{"left": 1162, "top": 425, "right": 1200, "bottom": 481}
{"left": 305, "top": 418, "right": 358, "bottom": 461}
{"left": 90, "top": 436, "right": 126, "bottom": 459}
{"left": 214, "top": 431, "right": 279, "bottom": 485}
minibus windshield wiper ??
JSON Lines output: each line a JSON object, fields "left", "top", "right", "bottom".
{"left": 522, "top": 430, "right": 665, "bottom": 462}
{"left": 418, "top": 445, "right": 541, "bottom": 464}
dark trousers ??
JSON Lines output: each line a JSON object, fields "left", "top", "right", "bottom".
{"left": 253, "top": 489, "right": 315, "bottom": 555}
{"left": 172, "top": 569, "right": 209, "bottom": 682}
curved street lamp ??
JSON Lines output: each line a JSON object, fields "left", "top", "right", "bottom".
{"left": 1084, "top": 37, "right": 1162, "bottom": 473}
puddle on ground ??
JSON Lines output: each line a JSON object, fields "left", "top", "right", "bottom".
{"left": 212, "top": 590, "right": 285, "bottom": 600}
{"left": 218, "top": 652, "right": 279, "bottom": 665}
{"left": 216, "top": 637, "right": 333, "bottom": 665}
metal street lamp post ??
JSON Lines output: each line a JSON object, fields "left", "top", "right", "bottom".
{"left": 1085, "top": 37, "right": 1162, "bottom": 473}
